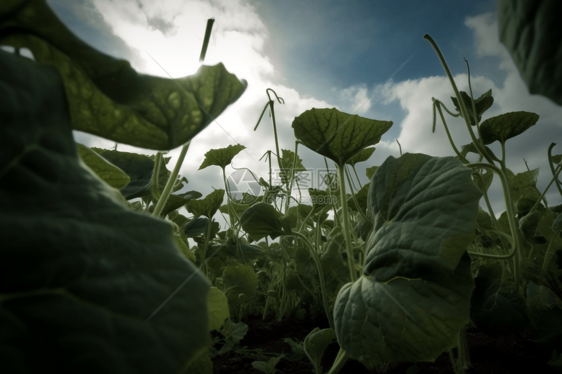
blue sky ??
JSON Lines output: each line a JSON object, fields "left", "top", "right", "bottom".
{"left": 25, "top": 0, "right": 562, "bottom": 222}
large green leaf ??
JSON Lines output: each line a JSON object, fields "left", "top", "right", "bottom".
{"left": 333, "top": 153, "right": 482, "bottom": 368}
{"left": 479, "top": 111, "right": 539, "bottom": 145}
{"left": 497, "top": 0, "right": 562, "bottom": 106}
{"left": 76, "top": 143, "right": 130, "bottom": 189}
{"left": 222, "top": 264, "right": 258, "bottom": 306}
{"left": 0, "top": 49, "right": 210, "bottom": 373}
{"left": 0, "top": 0, "right": 246, "bottom": 150}
{"left": 89, "top": 148, "right": 175, "bottom": 200}
{"left": 292, "top": 108, "right": 392, "bottom": 165}
{"left": 240, "top": 203, "right": 285, "bottom": 241}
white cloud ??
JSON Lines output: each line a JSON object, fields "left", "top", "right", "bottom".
{"left": 339, "top": 85, "right": 371, "bottom": 114}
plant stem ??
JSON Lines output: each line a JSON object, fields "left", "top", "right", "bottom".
{"left": 328, "top": 348, "right": 348, "bottom": 374}
{"left": 152, "top": 142, "right": 190, "bottom": 217}
{"left": 336, "top": 162, "right": 358, "bottom": 282}
{"left": 423, "top": 34, "right": 493, "bottom": 165}
{"left": 286, "top": 231, "right": 334, "bottom": 329}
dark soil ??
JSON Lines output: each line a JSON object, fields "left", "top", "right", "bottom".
{"left": 211, "top": 304, "right": 557, "bottom": 374}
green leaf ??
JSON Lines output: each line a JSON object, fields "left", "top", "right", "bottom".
{"left": 219, "top": 194, "right": 262, "bottom": 219}
{"left": 185, "top": 189, "right": 225, "bottom": 219}
{"left": 89, "top": 148, "right": 173, "bottom": 200}
{"left": 240, "top": 203, "right": 285, "bottom": 241}
{"left": 346, "top": 147, "right": 376, "bottom": 166}
{"left": 451, "top": 89, "right": 494, "bottom": 126}
{"left": 292, "top": 108, "right": 392, "bottom": 165}
{"left": 207, "top": 239, "right": 264, "bottom": 261}
{"left": 76, "top": 143, "right": 130, "bottom": 189}
{"left": 199, "top": 144, "right": 246, "bottom": 170}
{"left": 460, "top": 142, "right": 500, "bottom": 162}
{"left": 497, "top": 0, "right": 562, "bottom": 106}
{"left": 303, "top": 328, "right": 336, "bottom": 374}
{"left": 308, "top": 188, "right": 334, "bottom": 216}
{"left": 222, "top": 264, "right": 258, "bottom": 307}
{"left": 279, "top": 149, "right": 306, "bottom": 184}
{"left": 347, "top": 183, "right": 369, "bottom": 212}
{"left": 519, "top": 210, "right": 542, "bottom": 238}
{"left": 170, "top": 220, "right": 196, "bottom": 262}
{"left": 251, "top": 355, "right": 284, "bottom": 374}
{"left": 0, "top": 1, "right": 246, "bottom": 150}
{"left": 471, "top": 169, "right": 494, "bottom": 194}
{"left": 334, "top": 153, "right": 482, "bottom": 368}
{"left": 283, "top": 338, "right": 306, "bottom": 361}
{"left": 157, "top": 190, "right": 202, "bottom": 217}
{"left": 479, "top": 111, "right": 540, "bottom": 145}
{"left": 294, "top": 246, "right": 317, "bottom": 279}
{"left": 509, "top": 168, "right": 540, "bottom": 204}
{"left": 207, "top": 287, "right": 229, "bottom": 332}
{"left": 184, "top": 217, "right": 210, "bottom": 237}
{"left": 0, "top": 49, "right": 210, "bottom": 373}
{"left": 366, "top": 165, "right": 379, "bottom": 180}
{"left": 321, "top": 232, "right": 350, "bottom": 291}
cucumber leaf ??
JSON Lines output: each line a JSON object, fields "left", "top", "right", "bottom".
{"left": 0, "top": 49, "right": 210, "bottom": 373}
{"left": 333, "top": 153, "right": 482, "bottom": 368}
{"left": 292, "top": 108, "right": 392, "bottom": 165}
{"left": 479, "top": 111, "right": 539, "bottom": 145}
{"left": 497, "top": 0, "right": 562, "bottom": 106}
{"left": 0, "top": 0, "right": 246, "bottom": 150}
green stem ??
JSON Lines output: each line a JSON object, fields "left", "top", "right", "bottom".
{"left": 152, "top": 142, "right": 190, "bottom": 217}
{"left": 344, "top": 165, "right": 371, "bottom": 224}
{"left": 547, "top": 143, "right": 562, "bottom": 196}
{"left": 434, "top": 100, "right": 470, "bottom": 164}
{"left": 424, "top": 34, "right": 493, "bottom": 165}
{"left": 336, "top": 162, "right": 358, "bottom": 282}
{"left": 466, "top": 162, "right": 521, "bottom": 287}
{"left": 328, "top": 348, "right": 349, "bottom": 374}
{"left": 286, "top": 231, "right": 334, "bottom": 329}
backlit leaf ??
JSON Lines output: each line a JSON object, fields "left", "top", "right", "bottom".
{"left": 76, "top": 143, "right": 130, "bottom": 189}
{"left": 0, "top": 1, "right": 246, "bottom": 150}
{"left": 479, "top": 111, "right": 539, "bottom": 145}
{"left": 199, "top": 144, "right": 246, "bottom": 170}
{"left": 292, "top": 108, "right": 392, "bottom": 165}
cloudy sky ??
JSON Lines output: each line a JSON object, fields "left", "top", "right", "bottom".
{"left": 35, "top": 0, "right": 562, "bottom": 224}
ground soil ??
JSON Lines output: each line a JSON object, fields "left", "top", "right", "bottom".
{"left": 211, "top": 303, "right": 557, "bottom": 374}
